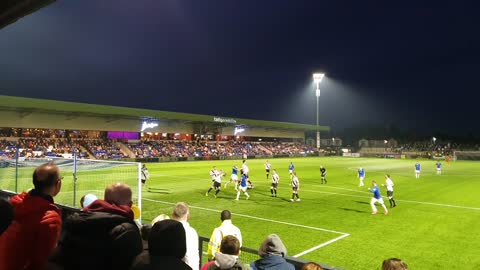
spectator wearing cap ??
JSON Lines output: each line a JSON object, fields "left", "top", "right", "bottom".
{"left": 0, "top": 162, "right": 63, "bottom": 270}
{"left": 0, "top": 198, "right": 14, "bottom": 235}
{"left": 208, "top": 210, "right": 242, "bottom": 261}
{"left": 47, "top": 183, "right": 143, "bottom": 270}
{"left": 250, "top": 234, "right": 294, "bottom": 270}
{"left": 131, "top": 219, "right": 192, "bottom": 270}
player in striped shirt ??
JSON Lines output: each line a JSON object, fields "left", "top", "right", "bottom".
{"left": 290, "top": 172, "right": 300, "bottom": 202}
{"left": 270, "top": 169, "right": 279, "bottom": 197}
{"left": 265, "top": 160, "right": 271, "bottom": 179}
{"left": 206, "top": 167, "right": 224, "bottom": 198}
{"left": 382, "top": 174, "right": 396, "bottom": 208}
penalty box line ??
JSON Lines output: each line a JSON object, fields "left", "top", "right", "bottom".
{"left": 143, "top": 198, "right": 350, "bottom": 257}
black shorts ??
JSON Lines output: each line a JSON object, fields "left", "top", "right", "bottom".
{"left": 271, "top": 183, "right": 278, "bottom": 188}
{"left": 387, "top": 191, "right": 394, "bottom": 197}
{"left": 141, "top": 179, "right": 146, "bottom": 184}
{"left": 266, "top": 169, "right": 270, "bottom": 173}
{"left": 213, "top": 181, "right": 221, "bottom": 188}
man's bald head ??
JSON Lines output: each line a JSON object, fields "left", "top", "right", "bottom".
{"left": 32, "top": 162, "right": 62, "bottom": 195}
{"left": 104, "top": 183, "right": 132, "bottom": 207}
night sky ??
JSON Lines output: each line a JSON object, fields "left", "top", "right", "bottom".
{"left": 1, "top": 1, "right": 479, "bottom": 138}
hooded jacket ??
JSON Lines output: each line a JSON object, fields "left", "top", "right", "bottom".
{"left": 47, "top": 199, "right": 142, "bottom": 270}
{"left": 203, "top": 252, "right": 250, "bottom": 270}
{"left": 250, "top": 234, "right": 294, "bottom": 270}
{"left": 0, "top": 191, "right": 62, "bottom": 270}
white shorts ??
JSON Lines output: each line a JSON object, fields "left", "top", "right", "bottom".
{"left": 359, "top": 176, "right": 364, "bottom": 181}
{"left": 239, "top": 186, "right": 247, "bottom": 192}
{"left": 415, "top": 170, "right": 420, "bottom": 174}
{"left": 371, "top": 197, "right": 385, "bottom": 205}
{"left": 289, "top": 169, "right": 293, "bottom": 174}
{"left": 231, "top": 174, "right": 238, "bottom": 181}
{"left": 436, "top": 168, "right": 441, "bottom": 171}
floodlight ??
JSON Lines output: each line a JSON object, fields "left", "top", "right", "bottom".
{"left": 313, "top": 73, "right": 325, "bottom": 83}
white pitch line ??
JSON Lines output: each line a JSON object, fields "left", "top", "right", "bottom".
{"left": 143, "top": 198, "right": 348, "bottom": 235}
{"left": 293, "top": 233, "right": 350, "bottom": 258}
{"left": 303, "top": 189, "right": 480, "bottom": 211}
{"left": 152, "top": 173, "right": 480, "bottom": 211}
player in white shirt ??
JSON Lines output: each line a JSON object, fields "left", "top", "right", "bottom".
{"left": 206, "top": 166, "right": 224, "bottom": 198}
{"left": 264, "top": 160, "right": 272, "bottom": 179}
{"left": 141, "top": 164, "right": 149, "bottom": 187}
{"left": 382, "top": 174, "right": 396, "bottom": 208}
{"left": 270, "top": 169, "right": 279, "bottom": 197}
{"left": 241, "top": 160, "right": 254, "bottom": 189}
{"left": 290, "top": 172, "right": 300, "bottom": 202}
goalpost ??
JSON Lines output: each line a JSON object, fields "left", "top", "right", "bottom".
{"left": 0, "top": 155, "right": 142, "bottom": 220}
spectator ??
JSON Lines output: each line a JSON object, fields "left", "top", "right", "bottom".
{"left": 172, "top": 202, "right": 200, "bottom": 270}
{"left": 208, "top": 210, "right": 243, "bottom": 260}
{"left": 250, "top": 234, "right": 295, "bottom": 270}
{"left": 0, "top": 198, "right": 14, "bottom": 235}
{"left": 47, "top": 183, "right": 143, "bottom": 270}
{"left": 151, "top": 213, "right": 170, "bottom": 224}
{"left": 79, "top": 193, "right": 98, "bottom": 208}
{"left": 201, "top": 235, "right": 250, "bottom": 270}
{"left": 382, "top": 258, "right": 408, "bottom": 270}
{"left": 0, "top": 162, "right": 63, "bottom": 270}
{"left": 131, "top": 219, "right": 192, "bottom": 270}
{"left": 301, "top": 262, "right": 324, "bottom": 270}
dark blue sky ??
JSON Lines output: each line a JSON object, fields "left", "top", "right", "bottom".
{"left": 1, "top": 1, "right": 479, "bottom": 136}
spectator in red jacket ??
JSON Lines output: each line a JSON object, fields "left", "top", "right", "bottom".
{"left": 0, "top": 162, "right": 63, "bottom": 270}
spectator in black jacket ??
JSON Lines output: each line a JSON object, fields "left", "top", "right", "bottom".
{"left": 131, "top": 219, "right": 192, "bottom": 270}
{"left": 0, "top": 198, "right": 14, "bottom": 235}
{"left": 47, "top": 183, "right": 143, "bottom": 270}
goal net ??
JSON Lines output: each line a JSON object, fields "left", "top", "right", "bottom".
{"left": 0, "top": 156, "right": 141, "bottom": 218}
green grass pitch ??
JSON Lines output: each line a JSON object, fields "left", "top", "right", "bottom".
{"left": 2, "top": 157, "right": 479, "bottom": 269}
{"left": 141, "top": 157, "right": 480, "bottom": 270}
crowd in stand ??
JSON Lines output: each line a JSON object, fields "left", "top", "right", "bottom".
{"left": 1, "top": 136, "right": 316, "bottom": 160}
{"left": 0, "top": 162, "right": 409, "bottom": 270}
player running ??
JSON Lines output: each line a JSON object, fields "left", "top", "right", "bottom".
{"left": 368, "top": 180, "right": 388, "bottom": 215}
{"left": 235, "top": 174, "right": 250, "bottom": 200}
{"left": 270, "top": 169, "right": 279, "bottom": 197}
{"left": 241, "top": 160, "right": 254, "bottom": 189}
{"left": 290, "top": 172, "right": 300, "bottom": 202}
{"left": 320, "top": 165, "right": 327, "bottom": 184}
{"left": 225, "top": 165, "right": 239, "bottom": 190}
{"left": 206, "top": 167, "right": 224, "bottom": 198}
{"left": 265, "top": 160, "right": 271, "bottom": 179}
{"left": 358, "top": 167, "right": 365, "bottom": 187}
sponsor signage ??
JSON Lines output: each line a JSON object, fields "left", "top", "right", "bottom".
{"left": 213, "top": 117, "right": 237, "bottom": 124}
{"left": 141, "top": 121, "right": 159, "bottom": 131}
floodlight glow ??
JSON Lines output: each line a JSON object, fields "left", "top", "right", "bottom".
{"left": 313, "top": 73, "right": 325, "bottom": 83}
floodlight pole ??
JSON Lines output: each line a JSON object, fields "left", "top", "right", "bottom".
{"left": 313, "top": 73, "right": 324, "bottom": 150}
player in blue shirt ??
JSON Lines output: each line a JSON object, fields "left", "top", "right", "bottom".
{"left": 368, "top": 181, "right": 388, "bottom": 215}
{"left": 288, "top": 162, "right": 295, "bottom": 177}
{"left": 415, "top": 162, "right": 421, "bottom": 179}
{"left": 436, "top": 161, "right": 442, "bottom": 175}
{"left": 358, "top": 167, "right": 365, "bottom": 187}
{"left": 235, "top": 174, "right": 250, "bottom": 200}
{"left": 224, "top": 165, "right": 239, "bottom": 189}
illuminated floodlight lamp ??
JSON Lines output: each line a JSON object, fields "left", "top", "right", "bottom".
{"left": 432, "top": 137, "right": 437, "bottom": 143}
{"left": 313, "top": 73, "right": 325, "bottom": 83}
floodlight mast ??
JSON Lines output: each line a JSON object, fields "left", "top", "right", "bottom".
{"left": 313, "top": 73, "right": 325, "bottom": 149}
